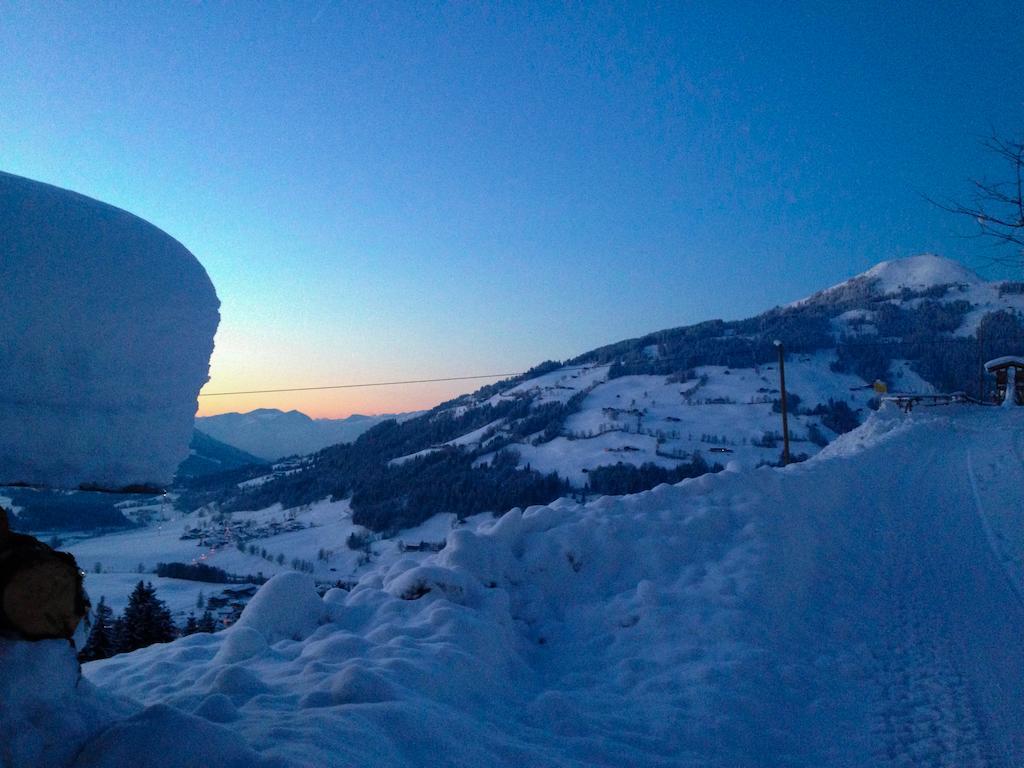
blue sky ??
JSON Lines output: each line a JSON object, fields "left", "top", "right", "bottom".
{"left": 2, "top": 1, "right": 1022, "bottom": 416}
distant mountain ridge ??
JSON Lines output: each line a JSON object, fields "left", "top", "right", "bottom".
{"left": 196, "top": 408, "right": 413, "bottom": 460}
{"left": 180, "top": 255, "right": 1024, "bottom": 533}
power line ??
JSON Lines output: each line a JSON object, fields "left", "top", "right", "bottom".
{"left": 199, "top": 372, "right": 531, "bottom": 397}
{"left": 199, "top": 336, "right": 1024, "bottom": 397}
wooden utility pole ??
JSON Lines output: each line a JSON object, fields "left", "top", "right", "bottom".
{"left": 978, "top": 330, "right": 985, "bottom": 402}
{"left": 774, "top": 340, "right": 791, "bottom": 465}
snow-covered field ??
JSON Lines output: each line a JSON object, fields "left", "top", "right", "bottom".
{"left": 66, "top": 498, "right": 461, "bottom": 621}
{"left": 9, "top": 404, "right": 1024, "bottom": 766}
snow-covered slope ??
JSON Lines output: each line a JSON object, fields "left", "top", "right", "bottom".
{"left": 470, "top": 352, "right": 867, "bottom": 485}
{"left": 197, "top": 409, "right": 410, "bottom": 460}
{"left": 797, "top": 253, "right": 1024, "bottom": 337}
{"left": 0, "top": 172, "right": 220, "bottom": 488}
{"left": 45, "top": 405, "right": 1024, "bottom": 766}
{"left": 176, "top": 430, "right": 268, "bottom": 478}
{"left": 800, "top": 252, "right": 984, "bottom": 304}
{"left": 205, "top": 254, "right": 1024, "bottom": 536}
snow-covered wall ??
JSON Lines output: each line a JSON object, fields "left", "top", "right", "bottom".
{"left": 0, "top": 172, "right": 220, "bottom": 488}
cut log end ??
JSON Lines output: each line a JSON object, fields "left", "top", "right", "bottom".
{"left": 0, "top": 506, "right": 89, "bottom": 641}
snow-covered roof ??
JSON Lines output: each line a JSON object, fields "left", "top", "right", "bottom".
{"left": 0, "top": 172, "right": 219, "bottom": 488}
{"left": 984, "top": 356, "right": 1024, "bottom": 371}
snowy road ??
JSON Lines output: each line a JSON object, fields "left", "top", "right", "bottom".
{"left": 740, "top": 409, "right": 1024, "bottom": 767}
{"left": 68, "top": 407, "right": 1024, "bottom": 768}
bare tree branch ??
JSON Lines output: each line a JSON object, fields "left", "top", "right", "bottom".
{"left": 930, "top": 131, "right": 1024, "bottom": 270}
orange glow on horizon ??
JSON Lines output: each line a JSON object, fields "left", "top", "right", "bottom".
{"left": 195, "top": 379, "right": 479, "bottom": 419}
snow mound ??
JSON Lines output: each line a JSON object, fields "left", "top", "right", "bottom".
{"left": 0, "top": 172, "right": 219, "bottom": 489}
{"left": 0, "top": 640, "right": 131, "bottom": 767}
{"left": 71, "top": 704, "right": 272, "bottom": 768}
{"left": 384, "top": 563, "right": 479, "bottom": 604}
{"left": 233, "top": 572, "right": 323, "bottom": 643}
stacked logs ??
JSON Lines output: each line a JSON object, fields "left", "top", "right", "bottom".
{"left": 0, "top": 507, "right": 88, "bottom": 640}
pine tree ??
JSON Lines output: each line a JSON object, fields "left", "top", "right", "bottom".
{"left": 118, "top": 581, "right": 177, "bottom": 652}
{"left": 197, "top": 609, "right": 217, "bottom": 633}
{"left": 111, "top": 615, "right": 127, "bottom": 652}
{"left": 181, "top": 613, "right": 200, "bottom": 636}
{"left": 78, "top": 596, "right": 115, "bottom": 662}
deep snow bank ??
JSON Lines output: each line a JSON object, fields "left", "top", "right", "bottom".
{"left": 64, "top": 406, "right": 1024, "bottom": 766}
{"left": 0, "top": 639, "right": 130, "bottom": 767}
{"left": 0, "top": 172, "right": 219, "bottom": 489}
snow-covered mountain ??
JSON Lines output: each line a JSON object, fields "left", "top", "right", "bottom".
{"left": 193, "top": 254, "right": 1024, "bottom": 534}
{"left": 21, "top": 404, "right": 1024, "bottom": 766}
{"left": 196, "top": 409, "right": 412, "bottom": 461}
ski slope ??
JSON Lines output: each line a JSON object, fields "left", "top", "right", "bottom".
{"left": 36, "top": 404, "right": 1022, "bottom": 767}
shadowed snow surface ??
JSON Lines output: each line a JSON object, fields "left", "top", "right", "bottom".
{"left": 5, "top": 406, "right": 1024, "bottom": 766}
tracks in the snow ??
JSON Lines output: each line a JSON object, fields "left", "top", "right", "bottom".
{"left": 872, "top": 572, "right": 991, "bottom": 767}
{"left": 870, "top": 446, "right": 994, "bottom": 768}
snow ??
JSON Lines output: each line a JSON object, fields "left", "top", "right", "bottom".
{"left": 499, "top": 365, "right": 609, "bottom": 405}
{"left": 795, "top": 253, "right": 981, "bottom": 307}
{"left": 0, "top": 174, "right": 223, "bottom": 768}
{"left": 477, "top": 353, "right": 868, "bottom": 484}
{"left": 388, "top": 446, "right": 440, "bottom": 466}
{"left": 888, "top": 359, "right": 937, "bottom": 394}
{"left": 0, "top": 639, "right": 134, "bottom": 767}
{"left": 61, "top": 498, "right": 468, "bottom": 626}
{"left": 1004, "top": 366, "right": 1018, "bottom": 407}
{"left": 233, "top": 572, "right": 323, "bottom": 643}
{"left": 72, "top": 704, "right": 273, "bottom": 768}
{"left": 11, "top": 235, "right": 1024, "bottom": 765}
{"left": 860, "top": 253, "right": 982, "bottom": 294}
{"left": 0, "top": 172, "right": 219, "bottom": 489}
{"left": 390, "top": 418, "right": 507, "bottom": 465}
{"left": 985, "top": 355, "right": 1024, "bottom": 371}
{"left": 45, "top": 405, "right": 1024, "bottom": 766}
{"left": 781, "top": 253, "right": 1024, "bottom": 342}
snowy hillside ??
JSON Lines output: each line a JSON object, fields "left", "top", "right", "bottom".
{"left": 16, "top": 404, "right": 1024, "bottom": 766}
{"left": 200, "top": 254, "right": 1024, "bottom": 534}
{"left": 795, "top": 252, "right": 985, "bottom": 306}
{"left": 196, "top": 409, "right": 412, "bottom": 461}
{"left": 177, "top": 430, "right": 268, "bottom": 478}
{"left": 795, "top": 253, "right": 1024, "bottom": 337}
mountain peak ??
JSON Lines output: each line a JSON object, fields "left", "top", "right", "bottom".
{"left": 794, "top": 254, "right": 983, "bottom": 308}
{"left": 858, "top": 254, "right": 982, "bottom": 294}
